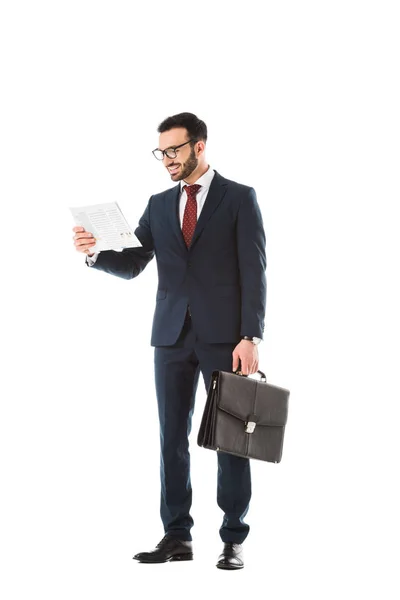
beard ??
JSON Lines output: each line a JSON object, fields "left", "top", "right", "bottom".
{"left": 170, "top": 146, "right": 198, "bottom": 181}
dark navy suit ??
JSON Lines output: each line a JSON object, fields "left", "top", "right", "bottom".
{"left": 87, "top": 170, "right": 266, "bottom": 543}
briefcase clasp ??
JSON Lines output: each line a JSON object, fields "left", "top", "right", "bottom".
{"left": 245, "top": 421, "right": 257, "bottom": 434}
{"left": 245, "top": 413, "right": 259, "bottom": 433}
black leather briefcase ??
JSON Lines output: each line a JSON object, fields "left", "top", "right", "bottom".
{"left": 197, "top": 369, "right": 290, "bottom": 463}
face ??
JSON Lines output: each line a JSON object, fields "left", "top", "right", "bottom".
{"left": 158, "top": 127, "right": 199, "bottom": 182}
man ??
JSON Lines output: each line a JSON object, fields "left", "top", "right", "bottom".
{"left": 72, "top": 112, "right": 266, "bottom": 570}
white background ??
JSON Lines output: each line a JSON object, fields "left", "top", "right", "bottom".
{"left": 1, "top": 1, "right": 399, "bottom": 598}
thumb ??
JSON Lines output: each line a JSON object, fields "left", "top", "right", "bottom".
{"left": 232, "top": 352, "right": 239, "bottom": 372}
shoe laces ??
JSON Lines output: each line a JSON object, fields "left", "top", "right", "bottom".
{"left": 156, "top": 534, "right": 171, "bottom": 548}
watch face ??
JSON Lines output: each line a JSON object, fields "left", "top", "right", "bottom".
{"left": 253, "top": 337, "right": 262, "bottom": 345}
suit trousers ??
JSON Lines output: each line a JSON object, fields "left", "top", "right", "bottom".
{"left": 154, "top": 310, "right": 251, "bottom": 544}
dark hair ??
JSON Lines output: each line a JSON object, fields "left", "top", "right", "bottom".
{"left": 157, "top": 112, "right": 207, "bottom": 142}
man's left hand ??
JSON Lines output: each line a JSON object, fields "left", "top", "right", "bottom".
{"left": 232, "top": 340, "right": 259, "bottom": 375}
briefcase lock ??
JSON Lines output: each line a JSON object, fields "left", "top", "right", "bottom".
{"left": 245, "top": 414, "right": 259, "bottom": 434}
{"left": 245, "top": 421, "right": 257, "bottom": 434}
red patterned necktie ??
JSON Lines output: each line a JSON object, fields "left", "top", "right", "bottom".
{"left": 182, "top": 184, "right": 201, "bottom": 248}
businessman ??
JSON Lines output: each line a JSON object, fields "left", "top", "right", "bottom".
{"left": 72, "top": 112, "right": 266, "bottom": 570}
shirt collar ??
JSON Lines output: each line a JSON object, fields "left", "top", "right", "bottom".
{"left": 180, "top": 166, "right": 215, "bottom": 191}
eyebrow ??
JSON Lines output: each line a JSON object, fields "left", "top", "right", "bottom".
{"left": 163, "top": 139, "right": 192, "bottom": 149}
{"left": 159, "top": 144, "right": 184, "bottom": 151}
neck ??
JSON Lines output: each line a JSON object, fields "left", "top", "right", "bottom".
{"left": 183, "top": 162, "right": 209, "bottom": 185}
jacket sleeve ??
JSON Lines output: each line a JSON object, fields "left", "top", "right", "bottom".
{"left": 86, "top": 198, "right": 155, "bottom": 280}
{"left": 236, "top": 187, "right": 267, "bottom": 338}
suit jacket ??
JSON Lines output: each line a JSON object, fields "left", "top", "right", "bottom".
{"left": 87, "top": 170, "right": 267, "bottom": 346}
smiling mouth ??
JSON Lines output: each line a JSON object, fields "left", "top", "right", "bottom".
{"left": 168, "top": 165, "right": 180, "bottom": 174}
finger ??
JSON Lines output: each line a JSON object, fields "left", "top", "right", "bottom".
{"left": 250, "top": 359, "right": 258, "bottom": 375}
{"left": 72, "top": 226, "right": 85, "bottom": 232}
{"left": 74, "top": 232, "right": 94, "bottom": 240}
{"left": 241, "top": 361, "right": 249, "bottom": 375}
{"left": 74, "top": 235, "right": 95, "bottom": 247}
{"left": 75, "top": 240, "right": 96, "bottom": 253}
{"left": 75, "top": 237, "right": 95, "bottom": 247}
{"left": 232, "top": 353, "right": 239, "bottom": 372}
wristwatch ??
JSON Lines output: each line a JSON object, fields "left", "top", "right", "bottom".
{"left": 242, "top": 336, "right": 262, "bottom": 345}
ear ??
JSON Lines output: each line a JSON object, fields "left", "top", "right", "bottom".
{"left": 196, "top": 140, "right": 205, "bottom": 156}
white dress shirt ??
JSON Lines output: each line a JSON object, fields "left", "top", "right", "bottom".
{"left": 86, "top": 166, "right": 215, "bottom": 266}
{"left": 178, "top": 165, "right": 215, "bottom": 226}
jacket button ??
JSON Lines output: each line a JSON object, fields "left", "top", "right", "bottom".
{"left": 188, "top": 262, "right": 192, "bottom": 268}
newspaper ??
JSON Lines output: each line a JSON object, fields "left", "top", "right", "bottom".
{"left": 69, "top": 202, "right": 142, "bottom": 253}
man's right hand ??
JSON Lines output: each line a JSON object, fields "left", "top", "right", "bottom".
{"left": 72, "top": 226, "right": 96, "bottom": 256}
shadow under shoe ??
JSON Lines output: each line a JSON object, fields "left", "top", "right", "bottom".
{"left": 216, "top": 542, "right": 244, "bottom": 570}
{"left": 133, "top": 534, "right": 193, "bottom": 563}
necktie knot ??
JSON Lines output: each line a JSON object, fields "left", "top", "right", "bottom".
{"left": 183, "top": 184, "right": 201, "bottom": 199}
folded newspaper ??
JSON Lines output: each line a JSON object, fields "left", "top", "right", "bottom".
{"left": 69, "top": 202, "right": 142, "bottom": 253}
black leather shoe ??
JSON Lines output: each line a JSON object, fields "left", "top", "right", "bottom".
{"left": 216, "top": 542, "right": 244, "bottom": 570}
{"left": 132, "top": 535, "right": 193, "bottom": 563}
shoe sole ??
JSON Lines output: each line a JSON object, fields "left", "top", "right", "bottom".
{"left": 216, "top": 563, "right": 244, "bottom": 570}
{"left": 170, "top": 553, "right": 193, "bottom": 562}
{"left": 134, "top": 553, "right": 193, "bottom": 563}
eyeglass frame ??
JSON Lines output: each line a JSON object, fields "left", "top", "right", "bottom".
{"left": 152, "top": 139, "right": 197, "bottom": 161}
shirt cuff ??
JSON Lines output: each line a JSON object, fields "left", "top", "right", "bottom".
{"left": 86, "top": 253, "right": 99, "bottom": 266}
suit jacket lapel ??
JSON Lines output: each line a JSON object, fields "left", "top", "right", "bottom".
{"left": 169, "top": 183, "right": 187, "bottom": 252}
{"left": 190, "top": 171, "right": 227, "bottom": 249}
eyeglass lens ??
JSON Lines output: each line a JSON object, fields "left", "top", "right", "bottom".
{"left": 153, "top": 148, "right": 177, "bottom": 160}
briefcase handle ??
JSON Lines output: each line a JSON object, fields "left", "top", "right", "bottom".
{"left": 235, "top": 368, "right": 267, "bottom": 383}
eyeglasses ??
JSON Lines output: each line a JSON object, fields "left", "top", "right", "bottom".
{"left": 152, "top": 139, "right": 196, "bottom": 161}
